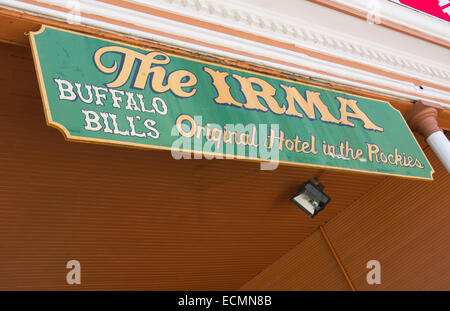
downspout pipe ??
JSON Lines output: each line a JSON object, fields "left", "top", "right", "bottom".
{"left": 427, "top": 131, "right": 450, "bottom": 173}
{"left": 406, "top": 101, "right": 450, "bottom": 173}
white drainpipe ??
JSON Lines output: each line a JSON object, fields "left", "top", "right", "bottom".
{"left": 426, "top": 131, "right": 450, "bottom": 173}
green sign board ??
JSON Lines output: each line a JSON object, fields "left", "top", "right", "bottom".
{"left": 29, "top": 26, "right": 433, "bottom": 180}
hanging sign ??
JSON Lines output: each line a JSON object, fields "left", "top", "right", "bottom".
{"left": 29, "top": 26, "right": 433, "bottom": 180}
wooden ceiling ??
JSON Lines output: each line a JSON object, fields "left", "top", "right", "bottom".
{"left": 0, "top": 11, "right": 447, "bottom": 290}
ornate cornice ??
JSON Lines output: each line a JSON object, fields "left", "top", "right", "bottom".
{"left": 131, "top": 0, "right": 449, "bottom": 83}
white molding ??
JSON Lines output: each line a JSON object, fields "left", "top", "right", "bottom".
{"left": 125, "top": 0, "right": 450, "bottom": 84}
{"left": 0, "top": 0, "right": 449, "bottom": 108}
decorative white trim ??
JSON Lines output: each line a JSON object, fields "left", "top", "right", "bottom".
{"left": 126, "top": 0, "right": 450, "bottom": 84}
{"left": 0, "top": 0, "right": 449, "bottom": 108}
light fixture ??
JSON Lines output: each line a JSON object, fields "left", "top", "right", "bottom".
{"left": 290, "top": 178, "right": 330, "bottom": 217}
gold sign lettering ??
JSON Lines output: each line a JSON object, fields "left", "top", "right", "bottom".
{"left": 280, "top": 85, "right": 340, "bottom": 124}
{"left": 204, "top": 66, "right": 383, "bottom": 132}
{"left": 94, "top": 46, "right": 197, "bottom": 98}
{"left": 336, "top": 97, "right": 383, "bottom": 132}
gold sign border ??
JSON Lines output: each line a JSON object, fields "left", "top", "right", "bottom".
{"left": 28, "top": 25, "right": 434, "bottom": 181}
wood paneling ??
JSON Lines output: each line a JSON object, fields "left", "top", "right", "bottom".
{"left": 323, "top": 146, "right": 450, "bottom": 290}
{"left": 240, "top": 230, "right": 351, "bottom": 290}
